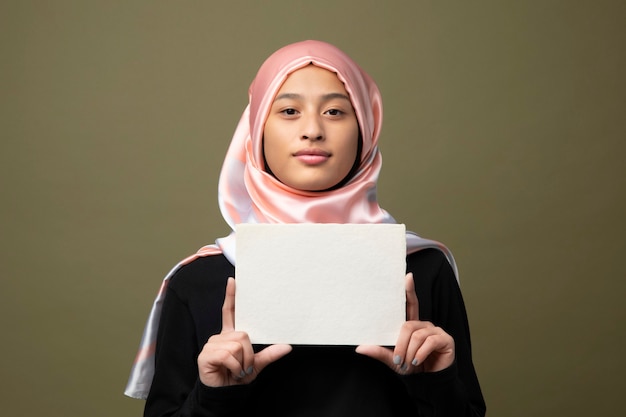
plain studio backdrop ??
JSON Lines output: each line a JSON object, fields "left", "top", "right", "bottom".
{"left": 1, "top": 1, "right": 624, "bottom": 416}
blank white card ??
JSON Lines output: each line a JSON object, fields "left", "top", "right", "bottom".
{"left": 234, "top": 223, "right": 406, "bottom": 345}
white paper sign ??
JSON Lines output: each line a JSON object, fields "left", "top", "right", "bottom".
{"left": 235, "top": 223, "right": 406, "bottom": 345}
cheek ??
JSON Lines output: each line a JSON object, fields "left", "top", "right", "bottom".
{"left": 344, "top": 126, "right": 361, "bottom": 164}
{"left": 262, "top": 121, "right": 282, "bottom": 172}
{"left": 262, "top": 135, "right": 275, "bottom": 172}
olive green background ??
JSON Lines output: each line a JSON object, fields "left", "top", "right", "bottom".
{"left": 2, "top": 1, "right": 624, "bottom": 416}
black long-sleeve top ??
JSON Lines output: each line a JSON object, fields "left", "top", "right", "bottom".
{"left": 144, "top": 248, "right": 486, "bottom": 416}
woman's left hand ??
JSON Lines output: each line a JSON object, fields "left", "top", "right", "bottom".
{"left": 355, "top": 273, "right": 455, "bottom": 374}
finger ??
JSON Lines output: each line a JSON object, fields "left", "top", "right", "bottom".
{"left": 213, "top": 344, "right": 248, "bottom": 378}
{"left": 198, "top": 341, "right": 247, "bottom": 386}
{"left": 405, "top": 327, "right": 430, "bottom": 367}
{"left": 251, "top": 344, "right": 292, "bottom": 375}
{"left": 204, "top": 330, "right": 257, "bottom": 380}
{"left": 405, "top": 272, "right": 419, "bottom": 321}
{"left": 392, "top": 321, "right": 431, "bottom": 371}
{"left": 355, "top": 345, "right": 394, "bottom": 368}
{"left": 413, "top": 331, "right": 455, "bottom": 372}
{"left": 221, "top": 277, "right": 236, "bottom": 332}
{"left": 237, "top": 333, "right": 256, "bottom": 376}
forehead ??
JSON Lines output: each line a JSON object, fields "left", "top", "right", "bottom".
{"left": 276, "top": 64, "right": 350, "bottom": 95}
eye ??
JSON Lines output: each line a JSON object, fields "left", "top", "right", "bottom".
{"left": 324, "top": 108, "right": 344, "bottom": 116}
{"left": 280, "top": 108, "right": 299, "bottom": 116}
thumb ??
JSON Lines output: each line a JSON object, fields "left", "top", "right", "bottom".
{"left": 355, "top": 345, "right": 394, "bottom": 368}
{"left": 252, "top": 344, "right": 292, "bottom": 374}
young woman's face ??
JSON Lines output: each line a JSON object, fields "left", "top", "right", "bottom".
{"left": 263, "top": 65, "right": 360, "bottom": 192}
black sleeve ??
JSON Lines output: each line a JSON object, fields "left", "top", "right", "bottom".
{"left": 402, "top": 249, "right": 486, "bottom": 417}
{"left": 143, "top": 251, "right": 486, "bottom": 416}
{"left": 144, "top": 258, "right": 250, "bottom": 417}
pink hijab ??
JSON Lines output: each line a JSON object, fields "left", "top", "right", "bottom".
{"left": 125, "top": 40, "right": 458, "bottom": 399}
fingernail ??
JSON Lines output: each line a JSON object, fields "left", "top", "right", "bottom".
{"left": 411, "top": 358, "right": 418, "bottom": 366}
{"left": 246, "top": 366, "right": 254, "bottom": 375}
{"left": 393, "top": 355, "right": 402, "bottom": 365}
{"left": 400, "top": 363, "right": 408, "bottom": 372}
{"left": 239, "top": 370, "right": 246, "bottom": 378}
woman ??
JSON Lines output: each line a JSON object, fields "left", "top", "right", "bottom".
{"left": 125, "top": 39, "right": 486, "bottom": 416}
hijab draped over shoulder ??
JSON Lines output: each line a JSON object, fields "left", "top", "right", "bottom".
{"left": 124, "top": 40, "right": 458, "bottom": 399}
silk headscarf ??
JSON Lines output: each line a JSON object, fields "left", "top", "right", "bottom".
{"left": 125, "top": 40, "right": 458, "bottom": 399}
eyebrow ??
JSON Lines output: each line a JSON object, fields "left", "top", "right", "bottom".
{"left": 274, "top": 92, "right": 351, "bottom": 102}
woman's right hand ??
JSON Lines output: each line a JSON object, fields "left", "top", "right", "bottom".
{"left": 197, "top": 277, "right": 292, "bottom": 387}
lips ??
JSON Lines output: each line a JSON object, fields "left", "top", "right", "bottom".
{"left": 293, "top": 148, "right": 331, "bottom": 165}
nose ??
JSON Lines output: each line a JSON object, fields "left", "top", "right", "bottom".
{"left": 300, "top": 114, "right": 324, "bottom": 141}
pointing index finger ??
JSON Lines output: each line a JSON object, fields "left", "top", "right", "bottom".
{"left": 221, "top": 277, "right": 236, "bottom": 332}
{"left": 405, "top": 272, "right": 419, "bottom": 322}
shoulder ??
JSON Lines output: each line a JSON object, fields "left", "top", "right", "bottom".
{"left": 406, "top": 248, "right": 460, "bottom": 321}
{"left": 167, "top": 253, "right": 235, "bottom": 299}
{"left": 406, "top": 247, "right": 453, "bottom": 279}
